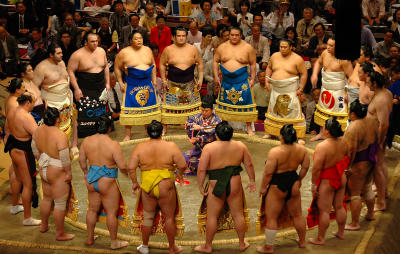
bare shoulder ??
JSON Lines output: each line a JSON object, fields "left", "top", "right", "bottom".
{"left": 270, "top": 52, "right": 279, "bottom": 60}
{"left": 96, "top": 46, "right": 107, "bottom": 56}
{"left": 292, "top": 52, "right": 304, "bottom": 62}
{"left": 34, "top": 59, "right": 47, "bottom": 71}
{"left": 268, "top": 146, "right": 281, "bottom": 156}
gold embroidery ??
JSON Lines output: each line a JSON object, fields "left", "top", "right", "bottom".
{"left": 273, "top": 94, "right": 291, "bottom": 117}
{"left": 136, "top": 89, "right": 150, "bottom": 106}
{"left": 226, "top": 88, "right": 242, "bottom": 105}
{"left": 241, "top": 84, "right": 248, "bottom": 90}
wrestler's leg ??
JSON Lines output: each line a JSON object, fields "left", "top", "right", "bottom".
{"left": 123, "top": 126, "right": 132, "bottom": 141}
{"left": 374, "top": 147, "right": 387, "bottom": 211}
{"left": 333, "top": 175, "right": 347, "bottom": 239}
{"left": 40, "top": 179, "right": 52, "bottom": 233}
{"left": 158, "top": 179, "right": 183, "bottom": 254}
{"left": 308, "top": 180, "right": 334, "bottom": 245}
{"left": 310, "top": 126, "right": 325, "bottom": 142}
{"left": 246, "top": 122, "right": 255, "bottom": 135}
{"left": 52, "top": 175, "right": 74, "bottom": 241}
{"left": 141, "top": 188, "right": 157, "bottom": 248}
{"left": 257, "top": 186, "right": 286, "bottom": 253}
{"left": 195, "top": 181, "right": 224, "bottom": 253}
{"left": 11, "top": 149, "right": 34, "bottom": 221}
{"left": 227, "top": 176, "right": 250, "bottom": 251}
{"left": 9, "top": 164, "right": 22, "bottom": 207}
{"left": 70, "top": 120, "right": 79, "bottom": 155}
{"left": 363, "top": 177, "right": 375, "bottom": 220}
{"left": 287, "top": 182, "right": 306, "bottom": 248}
{"left": 98, "top": 178, "right": 128, "bottom": 249}
{"left": 86, "top": 182, "right": 101, "bottom": 246}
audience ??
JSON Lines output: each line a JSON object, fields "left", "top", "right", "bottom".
{"left": 150, "top": 15, "right": 171, "bottom": 54}
{"left": 188, "top": 21, "right": 203, "bottom": 45}
{"left": 0, "top": 25, "right": 19, "bottom": 76}
{"left": 245, "top": 24, "right": 270, "bottom": 70}
{"left": 120, "top": 13, "right": 149, "bottom": 49}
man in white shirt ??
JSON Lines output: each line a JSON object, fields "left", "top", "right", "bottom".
{"left": 187, "top": 21, "right": 203, "bottom": 45}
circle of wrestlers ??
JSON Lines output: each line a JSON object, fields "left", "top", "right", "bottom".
{"left": 2, "top": 25, "right": 395, "bottom": 254}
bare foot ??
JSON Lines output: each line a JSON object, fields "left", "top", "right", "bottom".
{"left": 56, "top": 233, "right": 75, "bottom": 241}
{"left": 85, "top": 235, "right": 99, "bottom": 246}
{"left": 308, "top": 237, "right": 325, "bottom": 245}
{"left": 122, "top": 136, "right": 131, "bottom": 142}
{"left": 256, "top": 245, "right": 274, "bottom": 253}
{"left": 364, "top": 214, "right": 376, "bottom": 221}
{"left": 171, "top": 245, "right": 183, "bottom": 254}
{"left": 333, "top": 231, "right": 344, "bottom": 240}
{"left": 374, "top": 204, "right": 386, "bottom": 212}
{"left": 310, "top": 133, "right": 324, "bottom": 142}
{"left": 298, "top": 139, "right": 306, "bottom": 145}
{"left": 40, "top": 224, "right": 49, "bottom": 233}
{"left": 345, "top": 223, "right": 360, "bottom": 231}
{"left": 297, "top": 239, "right": 306, "bottom": 248}
{"left": 262, "top": 134, "right": 271, "bottom": 139}
{"left": 239, "top": 241, "right": 250, "bottom": 251}
{"left": 110, "top": 240, "right": 129, "bottom": 250}
{"left": 194, "top": 244, "right": 212, "bottom": 253}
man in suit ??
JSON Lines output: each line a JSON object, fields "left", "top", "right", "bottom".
{"left": 7, "top": 2, "right": 34, "bottom": 43}
{"left": 0, "top": 26, "right": 20, "bottom": 75}
{"left": 119, "top": 13, "right": 149, "bottom": 49}
{"left": 304, "top": 23, "right": 330, "bottom": 58}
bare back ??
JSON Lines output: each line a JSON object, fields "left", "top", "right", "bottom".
{"left": 33, "top": 125, "right": 69, "bottom": 159}
{"left": 162, "top": 43, "right": 200, "bottom": 69}
{"left": 204, "top": 140, "right": 246, "bottom": 170}
{"left": 216, "top": 41, "right": 253, "bottom": 71}
{"left": 5, "top": 95, "right": 18, "bottom": 116}
{"left": 316, "top": 137, "right": 348, "bottom": 169}
{"left": 367, "top": 88, "right": 393, "bottom": 122}
{"left": 269, "top": 52, "right": 304, "bottom": 80}
{"left": 81, "top": 134, "right": 121, "bottom": 169}
{"left": 8, "top": 107, "right": 37, "bottom": 141}
{"left": 33, "top": 59, "right": 69, "bottom": 89}
{"left": 268, "top": 144, "right": 308, "bottom": 173}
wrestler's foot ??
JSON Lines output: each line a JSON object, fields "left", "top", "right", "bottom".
{"left": 374, "top": 204, "right": 386, "bottom": 212}
{"left": 137, "top": 244, "right": 149, "bottom": 254}
{"left": 39, "top": 224, "right": 49, "bottom": 233}
{"left": 70, "top": 146, "right": 79, "bottom": 157}
{"left": 297, "top": 239, "right": 306, "bottom": 248}
{"left": 239, "top": 241, "right": 250, "bottom": 251}
{"left": 56, "top": 233, "right": 75, "bottom": 241}
{"left": 23, "top": 217, "right": 41, "bottom": 226}
{"left": 333, "top": 231, "right": 344, "bottom": 240}
{"left": 310, "top": 133, "right": 324, "bottom": 142}
{"left": 256, "top": 245, "right": 274, "bottom": 253}
{"left": 298, "top": 139, "right": 306, "bottom": 145}
{"left": 122, "top": 135, "right": 131, "bottom": 142}
{"left": 194, "top": 244, "right": 212, "bottom": 253}
{"left": 170, "top": 245, "right": 183, "bottom": 254}
{"left": 308, "top": 237, "right": 325, "bottom": 245}
{"left": 85, "top": 235, "right": 99, "bottom": 246}
{"left": 10, "top": 205, "right": 24, "bottom": 215}
{"left": 110, "top": 240, "right": 129, "bottom": 250}
{"left": 262, "top": 134, "right": 271, "bottom": 139}
{"left": 345, "top": 223, "right": 361, "bottom": 231}
{"left": 365, "top": 214, "right": 376, "bottom": 221}
{"left": 247, "top": 129, "right": 255, "bottom": 135}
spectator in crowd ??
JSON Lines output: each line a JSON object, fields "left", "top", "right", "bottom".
{"left": 253, "top": 70, "right": 270, "bottom": 121}
{"left": 73, "top": 11, "right": 91, "bottom": 38}
{"left": 211, "top": 0, "right": 223, "bottom": 21}
{"left": 246, "top": 14, "right": 273, "bottom": 42}
{"left": 204, "top": 59, "right": 215, "bottom": 98}
{"left": 265, "top": 0, "right": 294, "bottom": 51}
{"left": 27, "top": 28, "right": 49, "bottom": 68}
{"left": 53, "top": 0, "right": 75, "bottom": 19}
{"left": 284, "top": 26, "right": 301, "bottom": 54}
{"left": 391, "top": 9, "right": 400, "bottom": 43}
{"left": 362, "top": 0, "right": 385, "bottom": 26}
{"left": 290, "top": 0, "right": 316, "bottom": 24}
{"left": 220, "top": 13, "right": 235, "bottom": 27}
{"left": 188, "top": 21, "right": 203, "bottom": 45}
{"left": 0, "top": 14, "right": 8, "bottom": 30}
{"left": 59, "top": 13, "right": 80, "bottom": 48}
{"left": 109, "top": 0, "right": 130, "bottom": 36}
{"left": 305, "top": 22, "right": 330, "bottom": 58}
{"left": 373, "top": 29, "right": 400, "bottom": 59}
{"left": 211, "top": 24, "right": 229, "bottom": 48}
{"left": 361, "top": 21, "right": 377, "bottom": 48}
{"left": 139, "top": 2, "right": 157, "bottom": 32}
{"left": 389, "top": 45, "right": 400, "bottom": 57}
{"left": 97, "top": 18, "right": 117, "bottom": 59}
{"left": 305, "top": 87, "right": 321, "bottom": 134}
{"left": 59, "top": 30, "right": 77, "bottom": 64}
{"left": 220, "top": 0, "right": 235, "bottom": 12}
{"left": 196, "top": 0, "right": 218, "bottom": 30}
{"left": 296, "top": 7, "right": 317, "bottom": 51}
{"left": 0, "top": 25, "right": 19, "bottom": 76}
{"left": 124, "top": 0, "right": 141, "bottom": 13}
{"left": 194, "top": 27, "right": 214, "bottom": 66}
{"left": 23, "top": 0, "right": 53, "bottom": 35}
{"left": 233, "top": 1, "right": 253, "bottom": 37}
{"left": 245, "top": 24, "right": 270, "bottom": 70}
{"left": 150, "top": 15, "right": 171, "bottom": 54}
{"left": 120, "top": 13, "right": 149, "bottom": 49}
{"left": 7, "top": 2, "right": 34, "bottom": 43}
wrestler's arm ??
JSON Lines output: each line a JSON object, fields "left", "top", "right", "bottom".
{"left": 113, "top": 142, "right": 128, "bottom": 175}
{"left": 376, "top": 99, "right": 391, "bottom": 147}
{"left": 150, "top": 50, "right": 157, "bottom": 86}
{"left": 212, "top": 47, "right": 221, "bottom": 89}
{"left": 57, "top": 132, "right": 72, "bottom": 181}
{"left": 311, "top": 51, "right": 323, "bottom": 88}
{"left": 259, "top": 149, "right": 277, "bottom": 195}
{"left": 197, "top": 145, "right": 211, "bottom": 195}
{"left": 265, "top": 57, "right": 273, "bottom": 91}
{"left": 344, "top": 126, "right": 358, "bottom": 167}
{"left": 159, "top": 48, "right": 168, "bottom": 90}
{"left": 24, "top": 114, "right": 38, "bottom": 136}
{"left": 195, "top": 47, "right": 204, "bottom": 90}
{"left": 298, "top": 148, "right": 310, "bottom": 181}
{"left": 172, "top": 142, "right": 187, "bottom": 182}
{"left": 67, "top": 52, "right": 83, "bottom": 100}
{"left": 127, "top": 146, "right": 140, "bottom": 193}
{"left": 297, "top": 57, "right": 308, "bottom": 95}
{"left": 311, "top": 144, "right": 325, "bottom": 195}
{"left": 114, "top": 51, "right": 125, "bottom": 92}
{"left": 342, "top": 60, "right": 354, "bottom": 80}
{"left": 78, "top": 141, "right": 88, "bottom": 175}
{"left": 248, "top": 44, "right": 257, "bottom": 87}
{"left": 103, "top": 51, "right": 111, "bottom": 91}
{"left": 32, "top": 64, "right": 45, "bottom": 89}
{"left": 242, "top": 142, "right": 256, "bottom": 192}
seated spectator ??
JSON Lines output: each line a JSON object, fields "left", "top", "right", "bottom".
{"left": 139, "top": 3, "right": 157, "bottom": 32}
{"left": 120, "top": 13, "right": 149, "bottom": 49}
{"left": 27, "top": 28, "right": 49, "bottom": 68}
{"left": 246, "top": 13, "right": 273, "bottom": 42}
{"left": 59, "top": 30, "right": 77, "bottom": 64}
{"left": 391, "top": 9, "right": 400, "bottom": 43}
{"left": 389, "top": 45, "right": 400, "bottom": 58}
{"left": 373, "top": 29, "right": 400, "bottom": 60}
{"left": 124, "top": 0, "right": 140, "bottom": 13}
{"left": 0, "top": 14, "right": 8, "bottom": 30}
{"left": 305, "top": 22, "right": 330, "bottom": 58}
{"left": 211, "top": 0, "right": 223, "bottom": 21}
{"left": 296, "top": 7, "right": 317, "bottom": 51}
{"left": 59, "top": 13, "right": 81, "bottom": 48}
{"left": 289, "top": 0, "right": 316, "bottom": 24}
{"left": 83, "top": 0, "right": 112, "bottom": 16}
{"left": 0, "top": 25, "right": 19, "bottom": 75}
{"left": 387, "top": 64, "right": 400, "bottom": 148}
{"left": 196, "top": 0, "right": 218, "bottom": 30}
{"left": 361, "top": 21, "right": 376, "bottom": 48}
{"left": 265, "top": 0, "right": 294, "bottom": 40}
{"left": 220, "top": 0, "right": 235, "bottom": 13}
{"left": 188, "top": 21, "right": 203, "bottom": 45}
{"left": 284, "top": 27, "right": 301, "bottom": 54}
{"left": 253, "top": 70, "right": 270, "bottom": 121}
{"left": 74, "top": 11, "right": 91, "bottom": 37}
{"left": 305, "top": 88, "right": 321, "bottom": 134}
{"left": 109, "top": 0, "right": 130, "bottom": 36}
{"left": 245, "top": 24, "right": 270, "bottom": 70}
{"left": 362, "top": 0, "right": 385, "bottom": 26}
{"left": 97, "top": 18, "right": 117, "bottom": 60}
{"left": 211, "top": 24, "right": 229, "bottom": 48}
{"left": 7, "top": 2, "right": 34, "bottom": 43}
{"left": 194, "top": 27, "right": 214, "bottom": 65}
{"left": 220, "top": 13, "right": 236, "bottom": 27}
{"left": 389, "top": 55, "right": 400, "bottom": 82}
{"left": 232, "top": 1, "right": 253, "bottom": 37}
{"left": 150, "top": 15, "right": 171, "bottom": 54}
